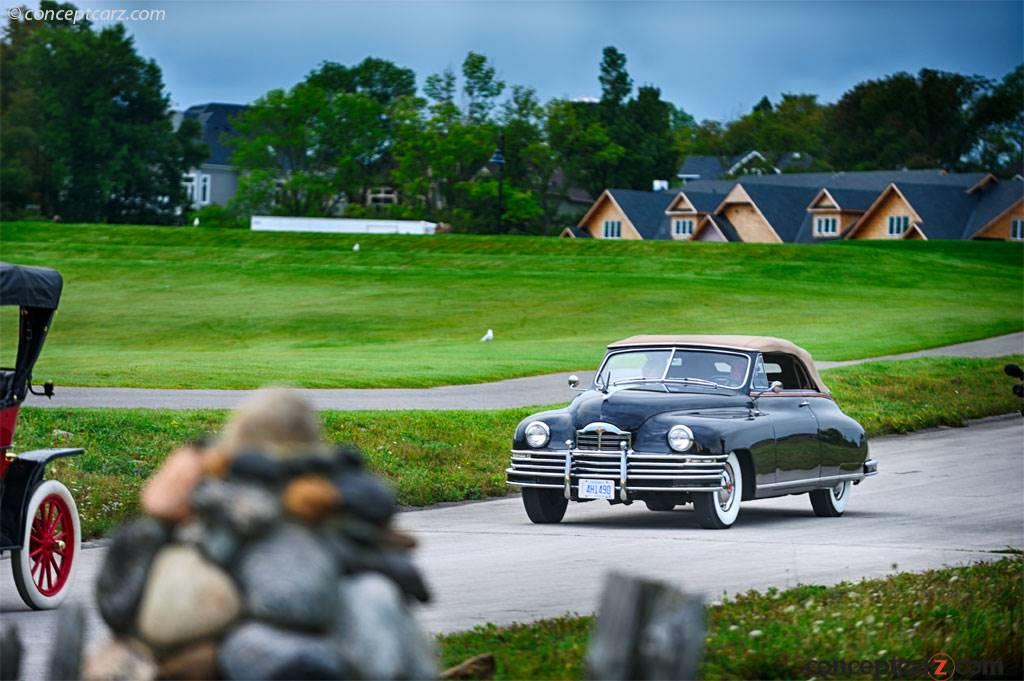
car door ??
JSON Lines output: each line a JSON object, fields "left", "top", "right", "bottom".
{"left": 760, "top": 353, "right": 822, "bottom": 484}
{"left": 810, "top": 398, "right": 866, "bottom": 480}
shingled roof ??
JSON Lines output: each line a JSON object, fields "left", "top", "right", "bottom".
{"left": 737, "top": 169, "right": 990, "bottom": 191}
{"left": 818, "top": 187, "right": 881, "bottom": 211}
{"left": 962, "top": 177, "right": 1024, "bottom": 238}
{"left": 677, "top": 156, "right": 727, "bottom": 180}
{"left": 896, "top": 183, "right": 979, "bottom": 239}
{"left": 736, "top": 183, "right": 822, "bottom": 243}
{"left": 678, "top": 188, "right": 735, "bottom": 213}
{"left": 605, "top": 189, "right": 676, "bottom": 239}
{"left": 182, "top": 103, "right": 248, "bottom": 166}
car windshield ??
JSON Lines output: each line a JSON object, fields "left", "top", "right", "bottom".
{"left": 595, "top": 348, "right": 751, "bottom": 391}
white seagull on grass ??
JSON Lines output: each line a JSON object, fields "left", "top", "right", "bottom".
{"left": 480, "top": 329, "right": 494, "bottom": 342}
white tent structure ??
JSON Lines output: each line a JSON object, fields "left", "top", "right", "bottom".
{"left": 251, "top": 216, "right": 438, "bottom": 236}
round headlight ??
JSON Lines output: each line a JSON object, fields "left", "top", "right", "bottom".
{"left": 667, "top": 425, "right": 694, "bottom": 452}
{"left": 524, "top": 421, "right": 551, "bottom": 448}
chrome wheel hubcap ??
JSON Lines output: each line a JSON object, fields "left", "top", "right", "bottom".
{"left": 718, "top": 464, "right": 735, "bottom": 511}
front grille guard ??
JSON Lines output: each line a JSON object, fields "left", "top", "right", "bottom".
{"left": 506, "top": 438, "right": 727, "bottom": 501}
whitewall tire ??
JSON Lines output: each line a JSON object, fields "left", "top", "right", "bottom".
{"left": 11, "top": 480, "right": 81, "bottom": 610}
{"left": 810, "top": 480, "right": 851, "bottom": 517}
{"left": 693, "top": 452, "right": 742, "bottom": 529}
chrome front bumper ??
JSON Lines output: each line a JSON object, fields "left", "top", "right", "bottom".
{"left": 505, "top": 445, "right": 726, "bottom": 501}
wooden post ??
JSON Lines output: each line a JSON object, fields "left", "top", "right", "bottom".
{"left": 585, "top": 572, "right": 704, "bottom": 681}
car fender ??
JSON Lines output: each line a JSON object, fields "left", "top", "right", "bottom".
{"left": 1, "top": 448, "right": 83, "bottom": 550}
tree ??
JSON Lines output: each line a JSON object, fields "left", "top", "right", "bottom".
{"left": 424, "top": 68, "right": 457, "bottom": 109}
{"left": 306, "top": 57, "right": 415, "bottom": 105}
{"left": 547, "top": 99, "right": 623, "bottom": 197}
{"left": 599, "top": 46, "right": 632, "bottom": 108}
{"left": 499, "top": 85, "right": 561, "bottom": 232}
{"left": 826, "top": 69, "right": 985, "bottom": 170}
{"left": 720, "top": 93, "right": 829, "bottom": 161}
{"left": 621, "top": 86, "right": 677, "bottom": 186}
{"left": 969, "top": 65, "right": 1023, "bottom": 176}
{"left": 1, "top": 3, "right": 205, "bottom": 221}
{"left": 228, "top": 81, "right": 388, "bottom": 216}
{"left": 461, "top": 52, "right": 505, "bottom": 123}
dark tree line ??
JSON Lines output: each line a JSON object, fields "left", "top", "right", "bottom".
{"left": 2, "top": 1, "right": 1021, "bottom": 231}
{"left": 1, "top": 1, "right": 206, "bottom": 222}
{"left": 678, "top": 67, "right": 1023, "bottom": 177}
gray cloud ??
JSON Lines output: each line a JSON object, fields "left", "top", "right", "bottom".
{"left": 6, "top": 0, "right": 1021, "bottom": 119}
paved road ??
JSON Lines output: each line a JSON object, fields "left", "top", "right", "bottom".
{"left": 2, "top": 417, "right": 1021, "bottom": 679}
{"left": 24, "top": 332, "right": 1024, "bottom": 411}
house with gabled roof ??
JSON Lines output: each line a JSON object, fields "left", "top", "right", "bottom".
{"left": 961, "top": 176, "right": 1024, "bottom": 240}
{"left": 664, "top": 186, "right": 733, "bottom": 240}
{"left": 569, "top": 169, "right": 1023, "bottom": 243}
{"left": 800, "top": 187, "right": 881, "bottom": 241}
{"left": 843, "top": 177, "right": 1023, "bottom": 241}
{"left": 703, "top": 182, "right": 821, "bottom": 243}
{"left": 571, "top": 188, "right": 676, "bottom": 240}
{"left": 173, "top": 103, "right": 248, "bottom": 209}
{"left": 677, "top": 151, "right": 781, "bottom": 183}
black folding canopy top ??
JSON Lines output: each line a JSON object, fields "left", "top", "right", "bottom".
{"left": 0, "top": 262, "right": 63, "bottom": 309}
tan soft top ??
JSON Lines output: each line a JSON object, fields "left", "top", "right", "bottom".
{"left": 608, "top": 335, "right": 828, "bottom": 393}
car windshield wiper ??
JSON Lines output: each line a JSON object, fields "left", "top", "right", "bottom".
{"left": 606, "top": 377, "right": 720, "bottom": 391}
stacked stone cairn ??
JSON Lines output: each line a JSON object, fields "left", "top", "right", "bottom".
{"left": 85, "top": 389, "right": 438, "bottom": 680}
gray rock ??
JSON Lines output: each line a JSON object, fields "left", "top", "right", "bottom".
{"left": 281, "top": 452, "right": 337, "bottom": 478}
{"left": 193, "top": 479, "right": 280, "bottom": 539}
{"left": 219, "top": 622, "right": 344, "bottom": 680}
{"left": 0, "top": 623, "right": 22, "bottom": 681}
{"left": 228, "top": 451, "right": 285, "bottom": 484}
{"left": 237, "top": 524, "right": 338, "bottom": 631}
{"left": 322, "top": 529, "right": 359, "bottom": 571}
{"left": 335, "top": 472, "right": 396, "bottom": 525}
{"left": 335, "top": 515, "right": 383, "bottom": 545}
{"left": 202, "top": 522, "right": 243, "bottom": 566}
{"left": 47, "top": 604, "right": 84, "bottom": 681}
{"left": 82, "top": 638, "right": 156, "bottom": 681}
{"left": 136, "top": 544, "right": 242, "bottom": 650}
{"left": 96, "top": 518, "right": 169, "bottom": 634}
{"left": 353, "top": 550, "right": 431, "bottom": 603}
{"left": 334, "top": 574, "right": 437, "bottom": 680}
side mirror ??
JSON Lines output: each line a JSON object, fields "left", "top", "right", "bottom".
{"left": 1004, "top": 364, "right": 1024, "bottom": 380}
{"left": 770, "top": 380, "right": 783, "bottom": 393}
{"left": 568, "top": 375, "right": 580, "bottom": 389}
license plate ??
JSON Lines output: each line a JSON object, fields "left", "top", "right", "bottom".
{"left": 579, "top": 478, "right": 615, "bottom": 500}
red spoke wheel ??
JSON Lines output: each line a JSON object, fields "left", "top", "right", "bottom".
{"left": 12, "top": 480, "right": 81, "bottom": 609}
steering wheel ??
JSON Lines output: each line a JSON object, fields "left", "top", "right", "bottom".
{"left": 711, "top": 374, "right": 734, "bottom": 386}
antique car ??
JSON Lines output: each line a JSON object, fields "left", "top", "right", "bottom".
{"left": 506, "top": 335, "right": 877, "bottom": 529}
{"left": 1, "top": 262, "right": 82, "bottom": 608}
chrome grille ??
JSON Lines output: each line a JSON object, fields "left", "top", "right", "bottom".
{"left": 575, "top": 429, "right": 631, "bottom": 452}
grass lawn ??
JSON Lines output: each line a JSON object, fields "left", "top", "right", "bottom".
{"left": 437, "top": 557, "right": 1024, "bottom": 680}
{"left": 14, "top": 356, "right": 1022, "bottom": 538}
{"left": 1, "top": 221, "right": 1021, "bottom": 389}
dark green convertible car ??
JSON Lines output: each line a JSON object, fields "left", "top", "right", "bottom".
{"left": 506, "top": 335, "right": 878, "bottom": 529}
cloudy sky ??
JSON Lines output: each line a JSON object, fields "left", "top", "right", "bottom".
{"left": 8, "top": 0, "right": 1023, "bottom": 120}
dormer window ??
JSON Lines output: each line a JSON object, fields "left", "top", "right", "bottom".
{"left": 814, "top": 216, "right": 838, "bottom": 236}
{"left": 887, "top": 215, "right": 909, "bottom": 236}
{"left": 673, "top": 219, "right": 694, "bottom": 237}
{"left": 603, "top": 220, "right": 622, "bottom": 239}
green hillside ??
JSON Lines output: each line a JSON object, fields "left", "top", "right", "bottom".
{"left": 1, "top": 221, "right": 1021, "bottom": 388}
